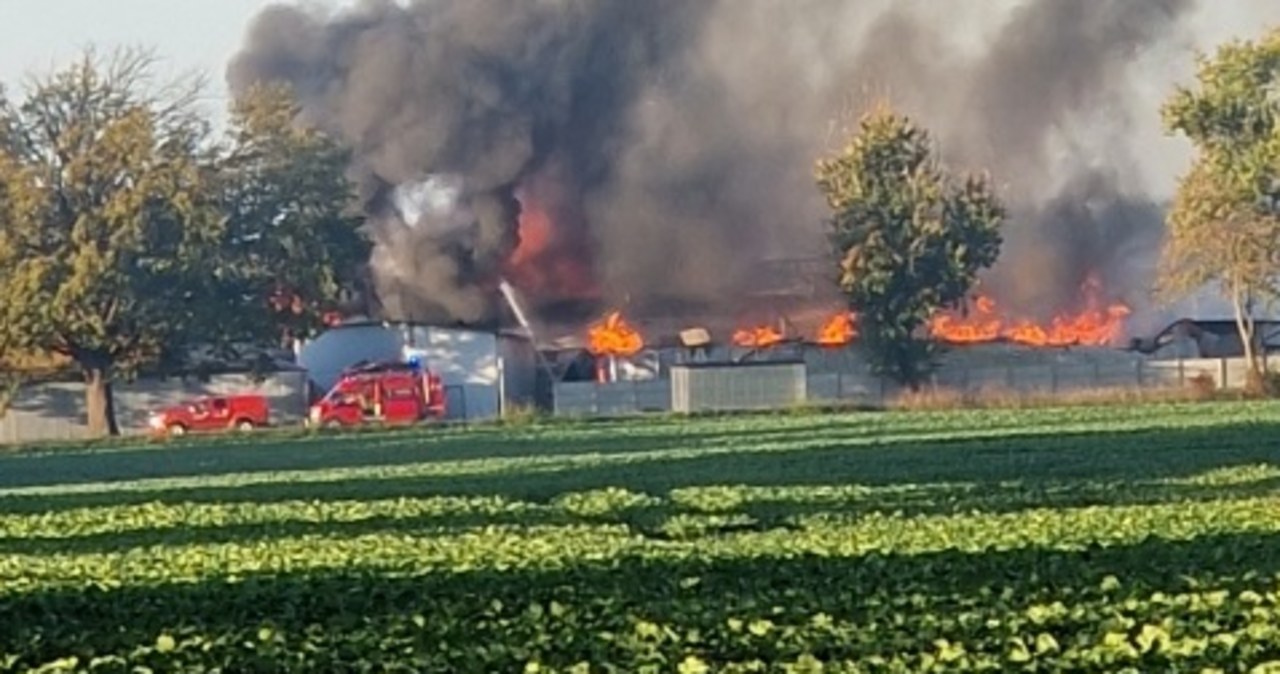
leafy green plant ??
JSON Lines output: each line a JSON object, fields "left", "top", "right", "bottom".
{"left": 553, "top": 487, "right": 660, "bottom": 518}
{"left": 3, "top": 401, "right": 1280, "bottom": 671}
{"left": 500, "top": 403, "right": 547, "bottom": 427}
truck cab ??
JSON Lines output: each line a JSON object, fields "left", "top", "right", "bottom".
{"left": 149, "top": 394, "right": 270, "bottom": 437}
{"left": 308, "top": 361, "right": 446, "bottom": 429}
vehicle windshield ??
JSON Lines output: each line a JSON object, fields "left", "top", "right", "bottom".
{"left": 323, "top": 390, "right": 357, "bottom": 405}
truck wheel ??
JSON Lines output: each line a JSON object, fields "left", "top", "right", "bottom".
{"left": 167, "top": 424, "right": 187, "bottom": 438}
{"left": 324, "top": 419, "right": 343, "bottom": 430}
{"left": 235, "top": 419, "right": 255, "bottom": 432}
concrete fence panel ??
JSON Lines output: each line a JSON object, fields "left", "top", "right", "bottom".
{"left": 0, "top": 371, "right": 309, "bottom": 445}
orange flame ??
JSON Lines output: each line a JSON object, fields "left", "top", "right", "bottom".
{"left": 929, "top": 277, "right": 1131, "bottom": 347}
{"left": 928, "top": 296, "right": 1001, "bottom": 344}
{"left": 815, "top": 312, "right": 858, "bottom": 347}
{"left": 504, "top": 191, "right": 599, "bottom": 302}
{"left": 733, "top": 325, "right": 786, "bottom": 349}
{"left": 587, "top": 311, "right": 645, "bottom": 357}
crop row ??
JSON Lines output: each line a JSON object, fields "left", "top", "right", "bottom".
{"left": 0, "top": 424, "right": 1161, "bottom": 500}
{"left": 4, "top": 401, "right": 1280, "bottom": 671}
{"left": 3, "top": 461, "right": 1280, "bottom": 549}
{"left": 4, "top": 400, "right": 1275, "bottom": 496}
{"left": 6, "top": 493, "right": 1280, "bottom": 589}
{"left": 6, "top": 536, "right": 1280, "bottom": 672}
{"left": 5, "top": 491, "right": 1280, "bottom": 670}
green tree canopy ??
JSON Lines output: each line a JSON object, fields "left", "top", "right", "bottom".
{"left": 210, "top": 83, "right": 370, "bottom": 347}
{"left": 0, "top": 49, "right": 369, "bottom": 437}
{"left": 815, "top": 107, "right": 1004, "bottom": 389}
{"left": 1160, "top": 28, "right": 1280, "bottom": 375}
{"left": 0, "top": 48, "right": 215, "bottom": 435}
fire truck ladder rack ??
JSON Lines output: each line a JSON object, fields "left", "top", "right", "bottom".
{"left": 341, "top": 360, "right": 419, "bottom": 377}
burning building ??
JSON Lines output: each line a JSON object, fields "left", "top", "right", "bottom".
{"left": 226, "top": 0, "right": 1280, "bottom": 401}
{"left": 1130, "top": 319, "right": 1280, "bottom": 359}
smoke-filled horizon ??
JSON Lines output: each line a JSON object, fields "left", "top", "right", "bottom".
{"left": 227, "top": 0, "right": 1280, "bottom": 329}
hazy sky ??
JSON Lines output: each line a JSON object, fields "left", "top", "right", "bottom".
{"left": 0, "top": 0, "right": 343, "bottom": 125}
{"left": 2, "top": 0, "right": 1276, "bottom": 124}
{"left": 0, "top": 0, "right": 1276, "bottom": 192}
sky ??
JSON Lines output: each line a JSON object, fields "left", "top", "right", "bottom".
{"left": 3, "top": 1, "right": 1278, "bottom": 207}
{"left": 2, "top": 0, "right": 1276, "bottom": 132}
{"left": 0, "top": 0, "right": 344, "bottom": 126}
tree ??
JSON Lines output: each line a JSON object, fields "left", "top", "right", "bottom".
{"left": 815, "top": 108, "right": 1004, "bottom": 389}
{"left": 0, "top": 48, "right": 217, "bottom": 436}
{"left": 1160, "top": 29, "right": 1280, "bottom": 379}
{"left": 210, "top": 83, "right": 370, "bottom": 349}
{"left": 0, "top": 51, "right": 370, "bottom": 438}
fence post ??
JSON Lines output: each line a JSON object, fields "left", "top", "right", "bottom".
{"left": 1220, "top": 358, "right": 1229, "bottom": 389}
{"left": 1178, "top": 358, "right": 1185, "bottom": 387}
{"left": 497, "top": 357, "right": 506, "bottom": 419}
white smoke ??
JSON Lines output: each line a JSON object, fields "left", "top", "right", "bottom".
{"left": 392, "top": 173, "right": 471, "bottom": 233}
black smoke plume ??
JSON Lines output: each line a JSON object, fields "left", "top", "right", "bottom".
{"left": 228, "top": 0, "right": 712, "bottom": 323}
{"left": 228, "top": 0, "right": 1279, "bottom": 328}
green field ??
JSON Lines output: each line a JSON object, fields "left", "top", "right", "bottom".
{"left": 4, "top": 402, "right": 1280, "bottom": 672}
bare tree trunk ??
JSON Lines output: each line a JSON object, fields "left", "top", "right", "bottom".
{"left": 1230, "top": 276, "right": 1261, "bottom": 379}
{"left": 83, "top": 363, "right": 120, "bottom": 438}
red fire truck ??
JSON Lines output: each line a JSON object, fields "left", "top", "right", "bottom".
{"left": 307, "top": 360, "right": 447, "bottom": 429}
{"left": 148, "top": 394, "right": 271, "bottom": 438}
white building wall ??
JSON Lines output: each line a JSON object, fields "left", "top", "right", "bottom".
{"left": 403, "top": 326, "right": 500, "bottom": 421}
{"left": 297, "top": 322, "right": 540, "bottom": 422}
{"left": 296, "top": 324, "right": 404, "bottom": 392}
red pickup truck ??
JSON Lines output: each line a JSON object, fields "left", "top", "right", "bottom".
{"left": 148, "top": 394, "right": 270, "bottom": 438}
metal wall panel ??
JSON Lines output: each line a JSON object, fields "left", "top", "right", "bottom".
{"left": 552, "top": 381, "right": 672, "bottom": 417}
{"left": 670, "top": 362, "right": 807, "bottom": 413}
